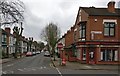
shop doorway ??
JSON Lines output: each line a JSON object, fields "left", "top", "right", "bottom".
{"left": 89, "top": 48, "right": 95, "bottom": 64}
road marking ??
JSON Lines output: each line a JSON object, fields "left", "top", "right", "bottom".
{"left": 2, "top": 71, "right": 14, "bottom": 74}
{"left": 85, "top": 66, "right": 92, "bottom": 68}
{"left": 18, "top": 69, "right": 24, "bottom": 71}
{"left": 56, "top": 68, "right": 62, "bottom": 76}
{"left": 40, "top": 67, "right": 43, "bottom": 69}
{"left": 2, "top": 71, "right": 7, "bottom": 74}
{"left": 7, "top": 64, "right": 13, "bottom": 67}
{"left": 31, "top": 69, "right": 36, "bottom": 71}
{"left": 43, "top": 66, "right": 46, "bottom": 69}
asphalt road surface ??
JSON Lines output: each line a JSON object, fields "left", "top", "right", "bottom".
{"left": 2, "top": 52, "right": 59, "bottom": 74}
{"left": 1, "top": 52, "right": 119, "bottom": 76}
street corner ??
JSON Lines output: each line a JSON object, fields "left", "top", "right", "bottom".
{"left": 49, "top": 63, "right": 55, "bottom": 68}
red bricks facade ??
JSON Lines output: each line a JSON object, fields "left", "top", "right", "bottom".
{"left": 63, "top": 1, "right": 120, "bottom": 64}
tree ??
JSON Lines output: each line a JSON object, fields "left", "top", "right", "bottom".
{"left": 33, "top": 41, "right": 37, "bottom": 52}
{"left": 13, "top": 24, "right": 23, "bottom": 58}
{"left": 0, "top": 0, "right": 25, "bottom": 58}
{"left": 0, "top": 0, "right": 24, "bottom": 26}
{"left": 38, "top": 41, "right": 45, "bottom": 51}
{"left": 41, "top": 22, "right": 61, "bottom": 61}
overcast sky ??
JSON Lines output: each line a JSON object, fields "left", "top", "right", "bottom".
{"left": 20, "top": 0, "right": 119, "bottom": 42}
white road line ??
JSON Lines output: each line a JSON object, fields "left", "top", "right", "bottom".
{"left": 17, "top": 69, "right": 24, "bottom": 71}
{"left": 41, "top": 67, "right": 43, "bottom": 69}
{"left": 2, "top": 71, "right": 7, "bottom": 74}
{"left": 7, "top": 64, "right": 14, "bottom": 67}
{"left": 85, "top": 66, "right": 92, "bottom": 68}
{"left": 31, "top": 69, "right": 36, "bottom": 71}
{"left": 56, "top": 68, "right": 62, "bottom": 76}
{"left": 43, "top": 66, "right": 46, "bottom": 69}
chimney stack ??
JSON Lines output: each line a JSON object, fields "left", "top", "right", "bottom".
{"left": 107, "top": 1, "right": 115, "bottom": 13}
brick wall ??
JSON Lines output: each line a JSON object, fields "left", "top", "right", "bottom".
{"left": 86, "top": 16, "right": 119, "bottom": 41}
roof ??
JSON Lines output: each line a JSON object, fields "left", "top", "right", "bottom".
{"left": 80, "top": 7, "right": 120, "bottom": 17}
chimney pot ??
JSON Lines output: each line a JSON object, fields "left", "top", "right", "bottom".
{"left": 107, "top": 1, "right": 115, "bottom": 13}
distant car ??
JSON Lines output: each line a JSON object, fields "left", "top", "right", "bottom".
{"left": 26, "top": 52, "right": 32, "bottom": 56}
{"left": 41, "top": 50, "right": 44, "bottom": 52}
{"left": 36, "top": 51, "right": 41, "bottom": 54}
{"left": 32, "top": 52, "right": 36, "bottom": 55}
{"left": 44, "top": 51, "right": 50, "bottom": 57}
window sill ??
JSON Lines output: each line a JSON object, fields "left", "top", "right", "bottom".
{"left": 104, "top": 36, "right": 115, "bottom": 37}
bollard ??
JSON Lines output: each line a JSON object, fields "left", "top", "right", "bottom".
{"left": 62, "top": 58, "right": 66, "bottom": 66}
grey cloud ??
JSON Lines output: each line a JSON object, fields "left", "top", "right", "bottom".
{"left": 20, "top": 0, "right": 116, "bottom": 41}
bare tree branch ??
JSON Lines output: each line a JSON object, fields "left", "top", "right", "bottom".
{"left": 0, "top": 0, "right": 24, "bottom": 27}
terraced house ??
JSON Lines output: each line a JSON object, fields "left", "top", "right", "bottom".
{"left": 1, "top": 27, "right": 34, "bottom": 58}
{"left": 1, "top": 29, "right": 8, "bottom": 58}
{"left": 63, "top": 1, "right": 120, "bottom": 64}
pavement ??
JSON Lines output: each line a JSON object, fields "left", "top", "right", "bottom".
{"left": 52, "top": 57, "right": 119, "bottom": 71}
{"left": 0, "top": 55, "right": 26, "bottom": 64}
{"left": 0, "top": 58, "right": 13, "bottom": 64}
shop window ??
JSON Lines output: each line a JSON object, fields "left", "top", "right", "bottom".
{"left": 100, "top": 49, "right": 118, "bottom": 61}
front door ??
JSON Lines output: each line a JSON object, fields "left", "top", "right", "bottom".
{"left": 89, "top": 49, "right": 95, "bottom": 64}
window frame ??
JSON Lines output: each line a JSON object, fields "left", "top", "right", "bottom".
{"left": 79, "top": 23, "right": 86, "bottom": 39}
{"left": 104, "top": 22, "right": 115, "bottom": 37}
{"left": 100, "top": 49, "right": 118, "bottom": 61}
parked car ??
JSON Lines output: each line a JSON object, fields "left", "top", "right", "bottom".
{"left": 41, "top": 50, "right": 44, "bottom": 52}
{"left": 32, "top": 51, "right": 36, "bottom": 55}
{"left": 26, "top": 52, "right": 33, "bottom": 57}
{"left": 44, "top": 51, "right": 50, "bottom": 57}
{"left": 36, "top": 51, "right": 41, "bottom": 54}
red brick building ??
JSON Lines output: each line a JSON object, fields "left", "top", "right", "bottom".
{"left": 64, "top": 26, "right": 77, "bottom": 61}
{"left": 64, "top": 1, "right": 120, "bottom": 64}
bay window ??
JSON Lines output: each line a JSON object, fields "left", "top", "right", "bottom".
{"left": 80, "top": 23, "right": 86, "bottom": 39}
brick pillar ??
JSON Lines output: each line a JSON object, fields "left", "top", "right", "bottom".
{"left": 86, "top": 48, "right": 89, "bottom": 64}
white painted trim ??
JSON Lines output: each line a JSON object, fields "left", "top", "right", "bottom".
{"left": 100, "top": 51, "right": 103, "bottom": 60}
{"left": 103, "top": 19, "right": 117, "bottom": 24}
{"left": 74, "top": 28, "right": 77, "bottom": 32}
{"left": 115, "top": 50, "right": 118, "bottom": 61}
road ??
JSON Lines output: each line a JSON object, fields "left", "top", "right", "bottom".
{"left": 2, "top": 52, "right": 119, "bottom": 76}
{"left": 2, "top": 52, "right": 59, "bottom": 74}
